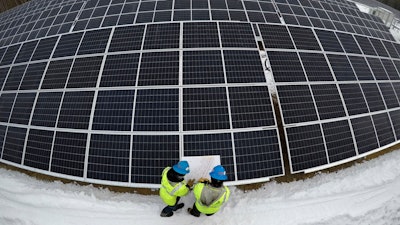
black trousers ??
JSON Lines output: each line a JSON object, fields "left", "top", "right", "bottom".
{"left": 189, "top": 203, "right": 214, "bottom": 217}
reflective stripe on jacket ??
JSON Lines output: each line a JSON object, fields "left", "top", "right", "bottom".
{"left": 159, "top": 167, "right": 189, "bottom": 206}
{"left": 193, "top": 182, "right": 230, "bottom": 214}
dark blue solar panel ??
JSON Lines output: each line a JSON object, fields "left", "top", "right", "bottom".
{"left": 143, "top": 23, "right": 179, "bottom": 49}
{"left": 92, "top": 90, "right": 135, "bottom": 131}
{"left": 31, "top": 37, "right": 58, "bottom": 61}
{"left": 67, "top": 56, "right": 103, "bottom": 88}
{"left": 315, "top": 29, "right": 344, "bottom": 52}
{"left": 224, "top": 50, "right": 265, "bottom": 83}
{"left": 335, "top": 32, "right": 362, "bottom": 54}
{"left": 2, "top": 126, "right": 27, "bottom": 164}
{"left": 132, "top": 135, "right": 179, "bottom": 184}
{"left": 372, "top": 112, "right": 395, "bottom": 147}
{"left": 57, "top": 91, "right": 94, "bottom": 129}
{"left": 389, "top": 110, "right": 400, "bottom": 140}
{"left": 229, "top": 10, "right": 247, "bottom": 22}
{"left": 88, "top": 134, "right": 130, "bottom": 182}
{"left": 286, "top": 124, "right": 328, "bottom": 172}
{"left": 183, "top": 87, "right": 230, "bottom": 131}
{"left": 382, "top": 41, "right": 399, "bottom": 58}
{"left": 0, "top": 93, "right": 16, "bottom": 123}
{"left": 9, "top": 92, "right": 36, "bottom": 125}
{"left": 183, "top": 50, "right": 224, "bottom": 85}
{"left": 351, "top": 116, "right": 378, "bottom": 154}
{"left": 109, "top": 25, "right": 145, "bottom": 52}
{"left": 134, "top": 89, "right": 179, "bottom": 131}
{"left": 100, "top": 53, "right": 139, "bottom": 87}
{"left": 31, "top": 92, "right": 63, "bottom": 127}
{"left": 339, "top": 83, "right": 369, "bottom": 116}
{"left": 234, "top": 129, "right": 283, "bottom": 179}
{"left": 229, "top": 86, "right": 275, "bottom": 128}
{"left": 184, "top": 133, "right": 234, "bottom": 181}
{"left": 381, "top": 59, "right": 400, "bottom": 80}
{"left": 219, "top": 22, "right": 257, "bottom": 48}
{"left": 19, "top": 62, "right": 47, "bottom": 90}
{"left": 2, "top": 65, "right": 27, "bottom": 91}
{"left": 51, "top": 131, "right": 87, "bottom": 177}
{"left": 299, "top": 53, "right": 334, "bottom": 81}
{"left": 183, "top": 22, "right": 219, "bottom": 48}
{"left": 24, "top": 129, "right": 54, "bottom": 171}
{"left": 259, "top": 24, "right": 295, "bottom": 49}
{"left": 0, "top": 44, "right": 21, "bottom": 66}
{"left": 138, "top": 51, "right": 179, "bottom": 86}
{"left": 354, "top": 35, "right": 377, "bottom": 56}
{"left": 41, "top": 59, "right": 73, "bottom": 89}
{"left": 52, "top": 32, "right": 84, "bottom": 58}
{"left": 0, "top": 67, "right": 10, "bottom": 88}
{"left": 77, "top": 28, "right": 111, "bottom": 55}
{"left": 378, "top": 83, "right": 399, "bottom": 109}
{"left": 311, "top": 84, "right": 346, "bottom": 120}
{"left": 288, "top": 26, "right": 320, "bottom": 50}
{"left": 348, "top": 56, "right": 374, "bottom": 80}
{"left": 322, "top": 120, "right": 356, "bottom": 163}
{"left": 369, "top": 38, "right": 389, "bottom": 57}
{"left": 153, "top": 10, "right": 172, "bottom": 22}
{"left": 269, "top": 51, "right": 306, "bottom": 82}
{"left": 327, "top": 54, "right": 357, "bottom": 81}
{"left": 277, "top": 85, "right": 318, "bottom": 124}
{"left": 366, "top": 58, "right": 389, "bottom": 80}
{"left": 361, "top": 83, "right": 386, "bottom": 112}
{"left": 14, "top": 40, "right": 38, "bottom": 63}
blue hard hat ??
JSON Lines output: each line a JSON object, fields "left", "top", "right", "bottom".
{"left": 209, "top": 165, "right": 228, "bottom": 181}
{"left": 172, "top": 161, "right": 190, "bottom": 175}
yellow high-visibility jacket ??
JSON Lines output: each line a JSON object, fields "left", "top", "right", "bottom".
{"left": 193, "top": 182, "right": 230, "bottom": 214}
{"left": 159, "top": 167, "right": 190, "bottom": 206}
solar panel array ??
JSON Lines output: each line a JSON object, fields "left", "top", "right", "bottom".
{"left": 0, "top": 0, "right": 399, "bottom": 187}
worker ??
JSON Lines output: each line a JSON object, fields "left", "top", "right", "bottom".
{"left": 188, "top": 165, "right": 230, "bottom": 217}
{"left": 159, "top": 160, "right": 195, "bottom": 217}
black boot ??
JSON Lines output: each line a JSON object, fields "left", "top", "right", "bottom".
{"left": 173, "top": 203, "right": 184, "bottom": 211}
{"left": 160, "top": 206, "right": 174, "bottom": 217}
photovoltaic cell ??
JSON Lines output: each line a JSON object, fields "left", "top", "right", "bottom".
{"left": 0, "top": 67, "right": 10, "bottom": 88}
{"left": 277, "top": 85, "right": 318, "bottom": 124}
{"left": 52, "top": 32, "right": 84, "bottom": 58}
{"left": 326, "top": 54, "right": 357, "bottom": 81}
{"left": 77, "top": 28, "right": 111, "bottom": 55}
{"left": 335, "top": 32, "right": 362, "bottom": 54}
{"left": 354, "top": 35, "right": 377, "bottom": 56}
{"left": 31, "top": 36, "right": 58, "bottom": 61}
{"left": 286, "top": 124, "right": 328, "bottom": 172}
{"left": 138, "top": 51, "right": 179, "bottom": 86}
{"left": 100, "top": 53, "right": 139, "bottom": 87}
{"left": 67, "top": 56, "right": 103, "bottom": 88}
{"left": 57, "top": 91, "right": 94, "bottom": 129}
{"left": 219, "top": 22, "right": 257, "bottom": 48}
{"left": 183, "top": 50, "right": 224, "bottom": 85}
{"left": 372, "top": 112, "right": 395, "bottom": 147}
{"left": 2, "top": 65, "right": 27, "bottom": 91}
{"left": 143, "top": 23, "right": 179, "bottom": 49}
{"left": 369, "top": 38, "right": 389, "bottom": 57}
{"left": 259, "top": 24, "right": 295, "bottom": 49}
{"left": 2, "top": 126, "right": 26, "bottom": 164}
{"left": 288, "top": 26, "right": 320, "bottom": 50}
{"left": 31, "top": 92, "right": 63, "bottom": 127}
{"left": 50, "top": 131, "right": 87, "bottom": 177}
{"left": 389, "top": 110, "right": 400, "bottom": 140}
{"left": 0, "top": 125, "right": 5, "bottom": 156}
{"left": 378, "top": 83, "right": 399, "bottom": 109}
{"left": 0, "top": 44, "right": 21, "bottom": 66}
{"left": 19, "top": 62, "right": 47, "bottom": 90}
{"left": 311, "top": 84, "right": 346, "bottom": 120}
{"left": 14, "top": 40, "right": 38, "bottom": 63}
{"left": 268, "top": 51, "right": 306, "bottom": 82}
{"left": 347, "top": 56, "right": 374, "bottom": 80}
{"left": 351, "top": 116, "right": 378, "bottom": 154}
{"left": 134, "top": 89, "right": 178, "bottom": 131}
{"left": 183, "top": 22, "right": 219, "bottom": 48}
{"left": 0, "top": 93, "right": 16, "bottom": 123}
{"left": 224, "top": 50, "right": 265, "bottom": 83}
{"left": 382, "top": 41, "right": 399, "bottom": 58}
{"left": 228, "top": 86, "right": 275, "bottom": 128}
{"left": 360, "top": 83, "right": 386, "bottom": 112}
{"left": 88, "top": 134, "right": 130, "bottom": 182}
{"left": 92, "top": 90, "right": 135, "bottom": 131}
{"left": 184, "top": 133, "right": 234, "bottom": 180}
{"left": 132, "top": 135, "right": 179, "bottom": 184}
{"left": 381, "top": 59, "right": 400, "bottom": 80}
{"left": 41, "top": 59, "right": 73, "bottom": 89}
{"left": 108, "top": 25, "right": 145, "bottom": 52}
{"left": 367, "top": 58, "right": 389, "bottom": 80}
{"left": 322, "top": 120, "right": 356, "bottom": 163}
{"left": 9, "top": 92, "right": 36, "bottom": 125}
{"left": 183, "top": 87, "right": 230, "bottom": 131}
{"left": 339, "top": 83, "right": 369, "bottom": 115}
{"left": 24, "top": 129, "right": 54, "bottom": 171}
{"left": 315, "top": 29, "right": 344, "bottom": 52}
{"left": 299, "top": 53, "right": 334, "bottom": 81}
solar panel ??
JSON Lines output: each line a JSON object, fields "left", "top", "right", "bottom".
{"left": 339, "top": 83, "right": 369, "bottom": 115}
{"left": 224, "top": 50, "right": 265, "bottom": 83}
{"left": 389, "top": 109, "right": 400, "bottom": 140}
{"left": 67, "top": 56, "right": 103, "bottom": 88}
{"left": 41, "top": 59, "right": 73, "bottom": 89}
{"left": 2, "top": 126, "right": 27, "bottom": 164}
{"left": 347, "top": 56, "right": 374, "bottom": 80}
{"left": 311, "top": 84, "right": 346, "bottom": 120}
{"left": 299, "top": 52, "right": 334, "bottom": 81}
{"left": 31, "top": 36, "right": 58, "bottom": 61}
{"left": 0, "top": 44, "right": 21, "bottom": 66}
{"left": 259, "top": 24, "right": 295, "bottom": 49}
{"left": 372, "top": 112, "right": 395, "bottom": 147}
{"left": 138, "top": 51, "right": 179, "bottom": 86}
{"left": 354, "top": 35, "right": 377, "bottom": 56}
{"left": 268, "top": 51, "right": 307, "bottom": 82}
{"left": 14, "top": 40, "right": 38, "bottom": 63}
{"left": 369, "top": 38, "right": 389, "bottom": 57}
{"left": 108, "top": 25, "right": 144, "bottom": 52}
{"left": 219, "top": 22, "right": 257, "bottom": 48}
{"left": 92, "top": 90, "right": 135, "bottom": 131}
{"left": 2, "top": 65, "right": 27, "bottom": 91}
{"left": 24, "top": 129, "right": 54, "bottom": 171}
{"left": 366, "top": 57, "right": 389, "bottom": 80}
{"left": 31, "top": 92, "right": 63, "bottom": 127}
{"left": 52, "top": 32, "right": 84, "bottom": 58}
{"left": 183, "top": 22, "right": 219, "bottom": 48}
{"left": 378, "top": 83, "right": 399, "bottom": 109}
{"left": 335, "top": 32, "right": 362, "bottom": 54}
{"left": 100, "top": 53, "right": 139, "bottom": 87}
{"left": 0, "top": 125, "right": 6, "bottom": 157}
{"left": 134, "top": 88, "right": 179, "bottom": 131}
{"left": 9, "top": 92, "right": 36, "bottom": 125}
{"left": 350, "top": 115, "right": 378, "bottom": 154}
{"left": 88, "top": 134, "right": 130, "bottom": 182}
{"left": 183, "top": 50, "right": 224, "bottom": 85}
{"left": 19, "top": 62, "right": 47, "bottom": 90}
{"left": 326, "top": 54, "right": 357, "bottom": 81}
{"left": 77, "top": 28, "right": 111, "bottom": 55}
{"left": 381, "top": 59, "right": 400, "bottom": 80}
{"left": 315, "top": 29, "right": 344, "bottom": 52}
{"left": 143, "top": 23, "right": 179, "bottom": 49}
{"left": 57, "top": 91, "right": 94, "bottom": 129}
{"left": 288, "top": 26, "right": 320, "bottom": 50}
{"left": 0, "top": 93, "right": 16, "bottom": 123}
{"left": 360, "top": 83, "right": 386, "bottom": 112}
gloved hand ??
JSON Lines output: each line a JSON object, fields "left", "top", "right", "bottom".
{"left": 198, "top": 177, "right": 210, "bottom": 183}
{"left": 186, "top": 179, "right": 195, "bottom": 188}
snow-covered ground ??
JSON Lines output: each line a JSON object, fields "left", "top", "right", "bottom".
{"left": 1, "top": 149, "right": 400, "bottom": 225}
